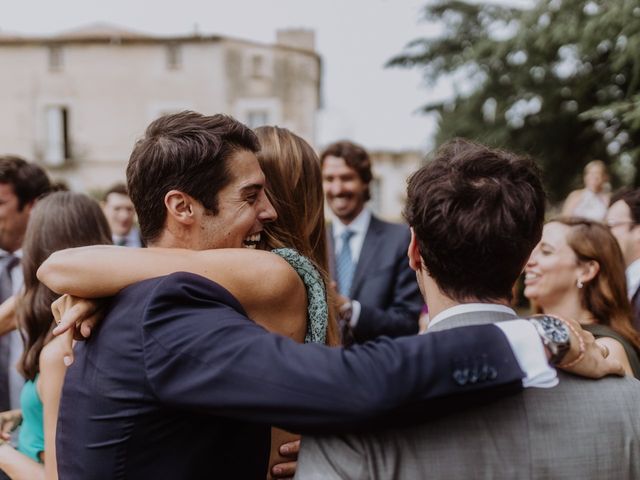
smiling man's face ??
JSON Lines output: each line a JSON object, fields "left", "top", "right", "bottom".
{"left": 196, "top": 149, "right": 277, "bottom": 250}
{"left": 322, "top": 155, "right": 368, "bottom": 225}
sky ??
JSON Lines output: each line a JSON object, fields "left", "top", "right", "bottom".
{"left": 1, "top": 0, "right": 447, "bottom": 151}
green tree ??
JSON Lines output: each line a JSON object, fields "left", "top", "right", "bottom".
{"left": 389, "top": 0, "right": 640, "bottom": 201}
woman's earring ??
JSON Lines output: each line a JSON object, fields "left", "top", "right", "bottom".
{"left": 577, "top": 279, "right": 584, "bottom": 289}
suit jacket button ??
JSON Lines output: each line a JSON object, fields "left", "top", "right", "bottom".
{"left": 453, "top": 368, "right": 469, "bottom": 386}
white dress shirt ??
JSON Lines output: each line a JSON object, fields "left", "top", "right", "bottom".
{"left": 112, "top": 227, "right": 143, "bottom": 248}
{"left": 626, "top": 258, "right": 640, "bottom": 299}
{"left": 331, "top": 208, "right": 372, "bottom": 327}
{"left": 427, "top": 303, "right": 558, "bottom": 389}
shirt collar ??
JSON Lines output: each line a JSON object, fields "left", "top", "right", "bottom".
{"left": 428, "top": 303, "right": 517, "bottom": 330}
{"left": 627, "top": 258, "right": 640, "bottom": 298}
{"left": 332, "top": 208, "right": 371, "bottom": 239}
{"left": 0, "top": 248, "right": 22, "bottom": 259}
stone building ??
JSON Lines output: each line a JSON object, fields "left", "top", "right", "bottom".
{"left": 368, "top": 150, "right": 424, "bottom": 222}
{"left": 0, "top": 23, "right": 321, "bottom": 190}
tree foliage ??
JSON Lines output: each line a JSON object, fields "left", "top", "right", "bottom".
{"left": 389, "top": 0, "right": 640, "bottom": 201}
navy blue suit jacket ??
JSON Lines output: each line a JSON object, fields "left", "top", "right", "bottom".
{"left": 57, "top": 272, "right": 524, "bottom": 479}
{"left": 329, "top": 215, "right": 423, "bottom": 341}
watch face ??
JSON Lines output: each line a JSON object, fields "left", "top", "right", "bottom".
{"left": 540, "top": 316, "right": 571, "bottom": 344}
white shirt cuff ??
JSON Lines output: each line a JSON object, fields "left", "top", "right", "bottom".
{"left": 496, "top": 320, "right": 558, "bottom": 389}
{"left": 348, "top": 300, "right": 362, "bottom": 328}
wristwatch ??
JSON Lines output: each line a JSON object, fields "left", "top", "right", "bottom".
{"left": 527, "top": 314, "right": 571, "bottom": 365}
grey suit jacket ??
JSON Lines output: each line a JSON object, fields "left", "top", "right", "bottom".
{"left": 296, "top": 310, "right": 640, "bottom": 479}
{"left": 328, "top": 215, "right": 422, "bottom": 342}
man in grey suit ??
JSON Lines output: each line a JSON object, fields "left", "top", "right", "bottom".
{"left": 297, "top": 139, "right": 640, "bottom": 479}
{"left": 321, "top": 140, "right": 422, "bottom": 343}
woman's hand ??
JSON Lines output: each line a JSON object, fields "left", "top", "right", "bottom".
{"left": 271, "top": 439, "right": 300, "bottom": 479}
{"left": 0, "top": 409, "right": 22, "bottom": 442}
{"left": 51, "top": 294, "right": 106, "bottom": 366}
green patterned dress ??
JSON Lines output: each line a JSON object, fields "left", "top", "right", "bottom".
{"left": 272, "top": 248, "right": 328, "bottom": 344}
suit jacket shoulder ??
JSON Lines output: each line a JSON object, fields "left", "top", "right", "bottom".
{"left": 297, "top": 310, "right": 640, "bottom": 480}
{"left": 342, "top": 214, "right": 422, "bottom": 341}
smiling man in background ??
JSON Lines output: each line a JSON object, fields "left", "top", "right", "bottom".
{"left": 321, "top": 141, "right": 422, "bottom": 344}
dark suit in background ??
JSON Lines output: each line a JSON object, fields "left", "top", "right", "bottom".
{"left": 297, "top": 310, "right": 640, "bottom": 479}
{"left": 329, "top": 215, "right": 422, "bottom": 342}
{"left": 57, "top": 272, "right": 525, "bottom": 479}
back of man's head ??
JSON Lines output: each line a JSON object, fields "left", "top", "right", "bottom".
{"left": 0, "top": 156, "right": 51, "bottom": 209}
{"left": 126, "top": 111, "right": 260, "bottom": 243}
{"left": 404, "top": 139, "right": 546, "bottom": 302}
{"left": 611, "top": 188, "right": 640, "bottom": 224}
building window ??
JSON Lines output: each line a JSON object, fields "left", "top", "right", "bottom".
{"left": 44, "top": 106, "right": 71, "bottom": 166}
{"left": 166, "top": 44, "right": 182, "bottom": 70}
{"left": 369, "top": 177, "right": 382, "bottom": 215}
{"left": 251, "top": 54, "right": 265, "bottom": 77}
{"left": 48, "top": 46, "right": 63, "bottom": 71}
{"left": 246, "top": 110, "right": 269, "bottom": 128}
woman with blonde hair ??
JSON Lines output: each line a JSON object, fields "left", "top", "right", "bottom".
{"left": 562, "top": 160, "right": 610, "bottom": 221}
{"left": 525, "top": 217, "right": 640, "bottom": 377}
{"left": 39, "top": 126, "right": 338, "bottom": 478}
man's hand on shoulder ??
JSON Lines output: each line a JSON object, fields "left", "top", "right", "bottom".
{"left": 556, "top": 317, "right": 625, "bottom": 378}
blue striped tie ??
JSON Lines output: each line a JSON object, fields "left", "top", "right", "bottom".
{"left": 336, "top": 230, "right": 355, "bottom": 296}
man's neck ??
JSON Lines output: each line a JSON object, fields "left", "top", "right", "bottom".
{"left": 422, "top": 275, "right": 510, "bottom": 321}
{"left": 333, "top": 206, "right": 367, "bottom": 227}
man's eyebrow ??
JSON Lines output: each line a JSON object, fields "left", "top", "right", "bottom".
{"left": 239, "top": 183, "right": 263, "bottom": 193}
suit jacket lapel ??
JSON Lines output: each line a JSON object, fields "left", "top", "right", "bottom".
{"left": 327, "top": 223, "right": 337, "bottom": 279}
{"left": 350, "top": 216, "right": 383, "bottom": 297}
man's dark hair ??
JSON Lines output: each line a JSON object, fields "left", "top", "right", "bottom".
{"left": 404, "top": 138, "right": 546, "bottom": 302}
{"left": 103, "top": 183, "right": 128, "bottom": 202}
{"left": 126, "top": 111, "right": 260, "bottom": 243}
{"left": 0, "top": 156, "right": 51, "bottom": 209}
{"left": 320, "top": 140, "right": 373, "bottom": 201}
{"left": 611, "top": 188, "right": 640, "bottom": 224}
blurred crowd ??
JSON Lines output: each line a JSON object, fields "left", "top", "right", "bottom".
{"left": 0, "top": 112, "right": 637, "bottom": 479}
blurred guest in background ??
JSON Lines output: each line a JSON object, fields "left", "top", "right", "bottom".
{"left": 0, "top": 192, "right": 112, "bottom": 480}
{"left": 101, "top": 183, "right": 143, "bottom": 248}
{"left": 562, "top": 160, "right": 610, "bottom": 221}
{"left": 320, "top": 140, "right": 422, "bottom": 344}
{"left": 0, "top": 157, "right": 50, "bottom": 412}
{"left": 606, "top": 188, "right": 640, "bottom": 330}
{"left": 525, "top": 218, "right": 640, "bottom": 378}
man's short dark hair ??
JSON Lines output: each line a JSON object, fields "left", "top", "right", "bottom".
{"left": 404, "top": 139, "right": 546, "bottom": 302}
{"left": 103, "top": 183, "right": 128, "bottom": 202}
{"left": 611, "top": 188, "right": 640, "bottom": 224}
{"left": 126, "top": 111, "right": 260, "bottom": 243}
{"left": 320, "top": 140, "right": 373, "bottom": 201}
{"left": 0, "top": 156, "right": 51, "bottom": 209}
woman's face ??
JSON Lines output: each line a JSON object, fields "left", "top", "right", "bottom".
{"left": 524, "top": 222, "right": 581, "bottom": 306}
{"left": 584, "top": 165, "right": 606, "bottom": 192}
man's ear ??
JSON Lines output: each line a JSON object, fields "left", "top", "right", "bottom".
{"left": 22, "top": 199, "right": 37, "bottom": 216}
{"left": 164, "top": 190, "right": 196, "bottom": 226}
{"left": 407, "top": 228, "right": 423, "bottom": 272}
